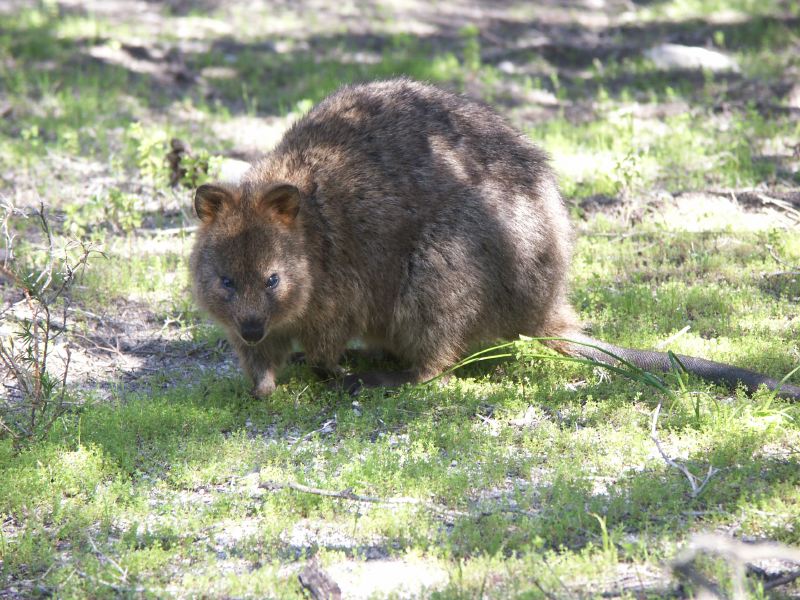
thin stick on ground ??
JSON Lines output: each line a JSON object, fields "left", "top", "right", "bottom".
{"left": 260, "top": 479, "right": 465, "bottom": 515}
{"left": 764, "top": 243, "right": 800, "bottom": 277}
{"left": 87, "top": 534, "right": 129, "bottom": 584}
{"left": 259, "top": 479, "right": 539, "bottom": 519}
{"left": 650, "top": 403, "right": 718, "bottom": 498}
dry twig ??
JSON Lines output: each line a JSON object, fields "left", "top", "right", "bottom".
{"left": 763, "top": 244, "right": 800, "bottom": 278}
{"left": 260, "top": 479, "right": 455, "bottom": 511}
{"left": 650, "top": 403, "right": 718, "bottom": 498}
{"left": 260, "top": 479, "right": 538, "bottom": 519}
{"left": 87, "top": 534, "right": 129, "bottom": 584}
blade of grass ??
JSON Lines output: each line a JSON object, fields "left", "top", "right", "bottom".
{"left": 425, "top": 336, "right": 677, "bottom": 398}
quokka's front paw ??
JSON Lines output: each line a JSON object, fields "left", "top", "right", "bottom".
{"left": 251, "top": 374, "right": 277, "bottom": 398}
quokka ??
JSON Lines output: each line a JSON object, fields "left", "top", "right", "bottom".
{"left": 190, "top": 78, "right": 800, "bottom": 400}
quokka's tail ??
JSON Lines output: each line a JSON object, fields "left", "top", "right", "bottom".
{"left": 544, "top": 332, "right": 800, "bottom": 400}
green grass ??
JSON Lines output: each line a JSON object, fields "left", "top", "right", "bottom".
{"left": 2, "top": 361, "right": 799, "bottom": 596}
{"left": 532, "top": 106, "right": 795, "bottom": 197}
{"left": 2, "top": 0, "right": 800, "bottom": 597}
{"left": 638, "top": 0, "right": 798, "bottom": 20}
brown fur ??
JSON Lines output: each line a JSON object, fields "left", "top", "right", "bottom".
{"left": 190, "top": 78, "right": 800, "bottom": 400}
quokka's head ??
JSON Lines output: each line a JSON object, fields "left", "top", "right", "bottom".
{"left": 189, "top": 180, "right": 312, "bottom": 345}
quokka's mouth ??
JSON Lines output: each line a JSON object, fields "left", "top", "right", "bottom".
{"left": 231, "top": 327, "right": 267, "bottom": 347}
{"left": 237, "top": 318, "right": 267, "bottom": 346}
{"left": 238, "top": 334, "right": 266, "bottom": 347}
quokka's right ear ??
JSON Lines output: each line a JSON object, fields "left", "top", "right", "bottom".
{"left": 194, "top": 184, "right": 233, "bottom": 224}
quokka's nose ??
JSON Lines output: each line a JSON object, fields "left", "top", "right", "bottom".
{"left": 240, "top": 318, "right": 264, "bottom": 343}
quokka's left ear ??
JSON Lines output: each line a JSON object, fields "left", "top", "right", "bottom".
{"left": 194, "top": 183, "right": 234, "bottom": 224}
{"left": 257, "top": 182, "right": 301, "bottom": 225}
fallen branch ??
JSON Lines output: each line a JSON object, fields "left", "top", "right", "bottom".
{"left": 762, "top": 570, "right": 800, "bottom": 591}
{"left": 763, "top": 269, "right": 800, "bottom": 278}
{"left": 755, "top": 193, "right": 800, "bottom": 223}
{"left": 672, "top": 533, "right": 800, "bottom": 599}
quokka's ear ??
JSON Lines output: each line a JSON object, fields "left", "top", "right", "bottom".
{"left": 194, "top": 184, "right": 233, "bottom": 224}
{"left": 258, "top": 183, "right": 301, "bottom": 225}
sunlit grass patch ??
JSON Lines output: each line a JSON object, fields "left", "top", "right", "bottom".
{"left": 531, "top": 107, "right": 787, "bottom": 198}
{"left": 636, "top": 0, "right": 792, "bottom": 21}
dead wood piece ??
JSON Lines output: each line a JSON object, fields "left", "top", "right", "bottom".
{"left": 672, "top": 533, "right": 800, "bottom": 599}
{"left": 299, "top": 558, "right": 341, "bottom": 600}
{"left": 166, "top": 138, "right": 188, "bottom": 187}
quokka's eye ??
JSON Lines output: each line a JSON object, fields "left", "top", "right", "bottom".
{"left": 221, "top": 276, "right": 235, "bottom": 290}
{"left": 266, "top": 273, "right": 280, "bottom": 289}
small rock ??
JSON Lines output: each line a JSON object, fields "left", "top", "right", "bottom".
{"left": 498, "top": 60, "right": 516, "bottom": 74}
{"left": 217, "top": 158, "right": 251, "bottom": 183}
{"left": 786, "top": 84, "right": 800, "bottom": 109}
{"left": 644, "top": 44, "right": 739, "bottom": 72}
{"left": 325, "top": 559, "right": 448, "bottom": 599}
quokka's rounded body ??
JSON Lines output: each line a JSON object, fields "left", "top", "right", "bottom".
{"left": 190, "top": 78, "right": 578, "bottom": 395}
